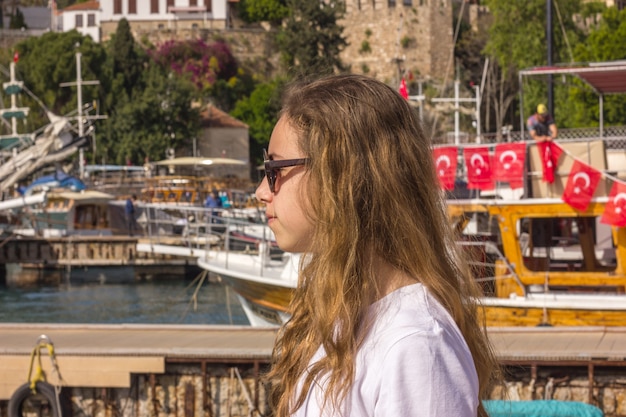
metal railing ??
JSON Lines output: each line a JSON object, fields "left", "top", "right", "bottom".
{"left": 433, "top": 125, "right": 626, "bottom": 147}
{"left": 139, "top": 203, "right": 272, "bottom": 253}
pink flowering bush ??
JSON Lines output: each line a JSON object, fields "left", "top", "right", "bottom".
{"left": 148, "top": 40, "right": 238, "bottom": 90}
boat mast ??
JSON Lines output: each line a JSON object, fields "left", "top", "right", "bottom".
{"left": 0, "top": 61, "right": 32, "bottom": 152}
{"left": 60, "top": 50, "right": 100, "bottom": 179}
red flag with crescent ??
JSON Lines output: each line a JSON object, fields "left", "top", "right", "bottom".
{"left": 13, "top": 51, "right": 19, "bottom": 63}
{"left": 562, "top": 160, "right": 602, "bottom": 211}
{"left": 537, "top": 141, "right": 563, "bottom": 183}
{"left": 464, "top": 146, "right": 494, "bottom": 191}
{"left": 399, "top": 78, "right": 409, "bottom": 100}
{"left": 494, "top": 142, "right": 526, "bottom": 189}
{"left": 601, "top": 181, "right": 626, "bottom": 227}
{"left": 432, "top": 146, "right": 457, "bottom": 190}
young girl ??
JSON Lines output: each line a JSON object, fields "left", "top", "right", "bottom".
{"left": 255, "top": 74, "right": 498, "bottom": 417}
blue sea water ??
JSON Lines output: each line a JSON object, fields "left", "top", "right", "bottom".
{"left": 0, "top": 279, "right": 249, "bottom": 325}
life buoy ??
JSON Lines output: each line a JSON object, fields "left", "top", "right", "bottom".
{"left": 8, "top": 382, "right": 71, "bottom": 417}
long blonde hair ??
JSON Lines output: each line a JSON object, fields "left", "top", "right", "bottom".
{"left": 266, "top": 74, "right": 498, "bottom": 416}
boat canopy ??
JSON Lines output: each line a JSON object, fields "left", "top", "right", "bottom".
{"left": 85, "top": 165, "right": 146, "bottom": 173}
{"left": 154, "top": 157, "right": 247, "bottom": 166}
{"left": 519, "top": 60, "right": 626, "bottom": 138}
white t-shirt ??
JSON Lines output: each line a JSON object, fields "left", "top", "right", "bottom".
{"left": 293, "top": 283, "right": 479, "bottom": 417}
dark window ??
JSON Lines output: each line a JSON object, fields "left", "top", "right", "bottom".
{"left": 519, "top": 216, "right": 616, "bottom": 273}
{"left": 129, "top": 0, "right": 137, "bottom": 14}
{"left": 87, "top": 13, "right": 96, "bottom": 26}
{"left": 190, "top": 0, "right": 198, "bottom": 6}
{"left": 151, "top": 0, "right": 159, "bottom": 13}
{"left": 205, "top": 0, "right": 212, "bottom": 11}
{"left": 167, "top": 0, "right": 175, "bottom": 12}
{"left": 388, "top": 0, "right": 396, "bottom": 6}
{"left": 403, "top": 0, "right": 411, "bottom": 4}
{"left": 114, "top": 0, "right": 122, "bottom": 14}
{"left": 75, "top": 14, "right": 83, "bottom": 27}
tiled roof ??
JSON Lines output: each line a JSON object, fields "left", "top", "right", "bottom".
{"left": 200, "top": 105, "right": 248, "bottom": 129}
{"left": 62, "top": 1, "right": 100, "bottom": 12}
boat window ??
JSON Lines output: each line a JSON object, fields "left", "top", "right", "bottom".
{"left": 518, "top": 216, "right": 616, "bottom": 273}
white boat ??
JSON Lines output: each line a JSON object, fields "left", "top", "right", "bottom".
{"left": 198, "top": 248, "right": 299, "bottom": 327}
{"left": 9, "top": 189, "right": 116, "bottom": 237}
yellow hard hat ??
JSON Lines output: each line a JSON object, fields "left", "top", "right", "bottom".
{"left": 537, "top": 104, "right": 548, "bottom": 115}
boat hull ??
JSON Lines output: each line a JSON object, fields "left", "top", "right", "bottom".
{"left": 482, "top": 306, "right": 626, "bottom": 327}
{"left": 197, "top": 252, "right": 297, "bottom": 326}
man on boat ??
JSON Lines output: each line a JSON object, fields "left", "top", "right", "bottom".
{"left": 204, "top": 190, "right": 222, "bottom": 223}
{"left": 125, "top": 194, "right": 137, "bottom": 236}
{"left": 527, "top": 103, "right": 558, "bottom": 142}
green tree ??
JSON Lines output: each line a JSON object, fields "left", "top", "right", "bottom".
{"left": 276, "top": 0, "right": 347, "bottom": 77}
{"left": 107, "top": 18, "right": 145, "bottom": 101}
{"left": 13, "top": 31, "right": 107, "bottom": 129}
{"left": 231, "top": 78, "right": 285, "bottom": 165}
{"left": 482, "top": 0, "right": 584, "bottom": 132}
{"left": 9, "top": 7, "right": 27, "bottom": 29}
{"left": 238, "top": 0, "right": 288, "bottom": 24}
{"left": 567, "top": 6, "right": 626, "bottom": 127}
{"left": 102, "top": 65, "right": 200, "bottom": 165}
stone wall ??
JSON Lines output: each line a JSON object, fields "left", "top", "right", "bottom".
{"left": 2, "top": 361, "right": 626, "bottom": 416}
{"left": 491, "top": 365, "right": 626, "bottom": 417}
{"left": 340, "top": 0, "right": 454, "bottom": 84}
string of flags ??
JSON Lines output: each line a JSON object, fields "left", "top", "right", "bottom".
{"left": 433, "top": 141, "right": 626, "bottom": 227}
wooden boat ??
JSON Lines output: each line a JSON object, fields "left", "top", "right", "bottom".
{"left": 198, "top": 136, "right": 626, "bottom": 327}
{"left": 142, "top": 157, "right": 253, "bottom": 206}
{"left": 449, "top": 197, "right": 626, "bottom": 327}
{"left": 10, "top": 189, "right": 117, "bottom": 237}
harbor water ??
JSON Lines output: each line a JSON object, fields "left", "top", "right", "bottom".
{"left": 0, "top": 278, "right": 249, "bottom": 325}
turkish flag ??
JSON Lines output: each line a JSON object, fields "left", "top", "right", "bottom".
{"left": 432, "top": 147, "right": 458, "bottom": 190}
{"left": 562, "top": 160, "right": 602, "bottom": 211}
{"left": 399, "top": 78, "right": 408, "bottom": 100}
{"left": 494, "top": 142, "right": 526, "bottom": 189}
{"left": 601, "top": 181, "right": 626, "bottom": 227}
{"left": 537, "top": 141, "right": 563, "bottom": 183}
{"left": 13, "top": 51, "right": 19, "bottom": 63}
{"left": 464, "top": 146, "right": 494, "bottom": 191}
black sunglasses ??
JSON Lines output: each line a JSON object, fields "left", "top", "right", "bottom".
{"left": 263, "top": 149, "right": 309, "bottom": 193}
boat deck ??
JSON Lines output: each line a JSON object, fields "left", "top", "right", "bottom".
{"left": 1, "top": 324, "right": 625, "bottom": 401}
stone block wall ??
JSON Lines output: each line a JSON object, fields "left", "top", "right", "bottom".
{"left": 490, "top": 366, "right": 626, "bottom": 417}
{"left": 340, "top": 0, "right": 454, "bottom": 85}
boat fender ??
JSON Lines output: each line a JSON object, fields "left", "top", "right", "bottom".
{"left": 8, "top": 382, "right": 71, "bottom": 417}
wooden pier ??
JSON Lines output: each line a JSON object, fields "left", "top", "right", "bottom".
{"left": 1, "top": 324, "right": 626, "bottom": 416}
{"left": 0, "top": 324, "right": 277, "bottom": 401}
{"left": 0, "top": 236, "right": 202, "bottom": 286}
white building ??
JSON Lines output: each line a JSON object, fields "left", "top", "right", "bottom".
{"left": 58, "top": 0, "right": 230, "bottom": 43}
{"left": 60, "top": 0, "right": 101, "bottom": 42}
{"left": 99, "top": 0, "right": 229, "bottom": 42}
